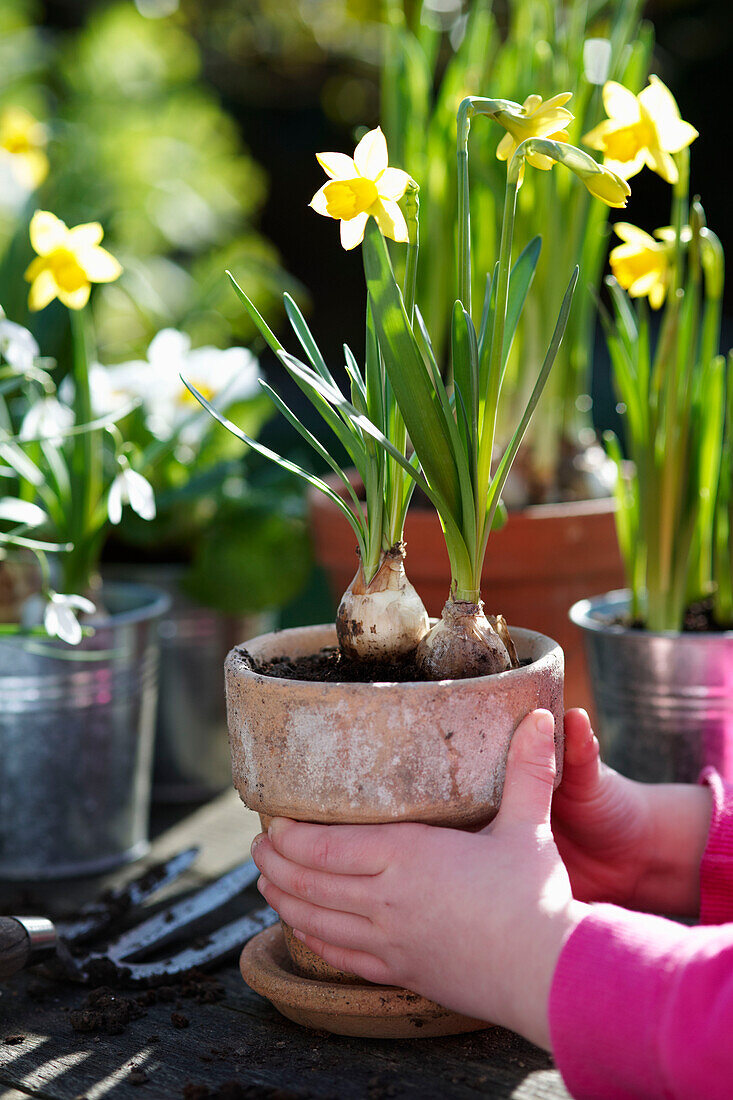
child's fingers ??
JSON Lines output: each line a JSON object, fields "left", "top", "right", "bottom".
{"left": 497, "top": 710, "right": 557, "bottom": 827}
{"left": 257, "top": 875, "right": 375, "bottom": 952}
{"left": 556, "top": 709, "right": 601, "bottom": 793}
{"left": 294, "top": 932, "right": 393, "bottom": 986}
{"left": 267, "top": 818, "right": 398, "bottom": 876}
{"left": 251, "top": 836, "right": 372, "bottom": 916}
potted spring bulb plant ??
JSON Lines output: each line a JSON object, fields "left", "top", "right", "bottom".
{"left": 0, "top": 212, "right": 169, "bottom": 881}
{"left": 570, "top": 78, "right": 733, "bottom": 784}
{"left": 188, "top": 106, "right": 628, "bottom": 1037}
{"left": 309, "top": 0, "right": 652, "bottom": 710}
{"left": 572, "top": 77, "right": 730, "bottom": 783}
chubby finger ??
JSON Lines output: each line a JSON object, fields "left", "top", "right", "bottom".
{"left": 251, "top": 835, "right": 372, "bottom": 916}
{"left": 294, "top": 932, "right": 393, "bottom": 986}
{"left": 267, "top": 818, "right": 397, "bottom": 876}
{"left": 498, "top": 710, "right": 557, "bottom": 827}
{"left": 557, "top": 709, "right": 601, "bottom": 791}
{"left": 257, "top": 875, "right": 375, "bottom": 952}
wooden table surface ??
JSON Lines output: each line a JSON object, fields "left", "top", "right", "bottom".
{"left": 0, "top": 792, "right": 570, "bottom": 1100}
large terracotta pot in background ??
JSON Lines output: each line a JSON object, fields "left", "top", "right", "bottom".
{"left": 308, "top": 475, "right": 624, "bottom": 715}
{"left": 227, "top": 622, "right": 564, "bottom": 1037}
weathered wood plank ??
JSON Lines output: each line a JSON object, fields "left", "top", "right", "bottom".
{"left": 1, "top": 969, "right": 568, "bottom": 1100}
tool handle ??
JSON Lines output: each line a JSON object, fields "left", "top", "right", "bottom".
{"left": 0, "top": 917, "right": 56, "bottom": 980}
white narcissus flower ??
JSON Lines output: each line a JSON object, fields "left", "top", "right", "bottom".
{"left": 44, "top": 593, "right": 96, "bottom": 646}
{"left": 65, "top": 330, "right": 261, "bottom": 448}
{"left": 0, "top": 318, "right": 40, "bottom": 373}
{"left": 108, "top": 469, "right": 156, "bottom": 525}
{"left": 143, "top": 329, "right": 261, "bottom": 444}
{"left": 59, "top": 361, "right": 150, "bottom": 417}
{"left": 19, "top": 396, "right": 74, "bottom": 442}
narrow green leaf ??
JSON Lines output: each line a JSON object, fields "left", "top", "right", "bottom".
{"left": 501, "top": 235, "right": 541, "bottom": 375}
{"left": 283, "top": 294, "right": 337, "bottom": 388}
{"left": 226, "top": 271, "right": 283, "bottom": 355}
{"left": 259, "top": 379, "right": 367, "bottom": 528}
{"left": 362, "top": 222, "right": 461, "bottom": 519}
{"left": 275, "top": 351, "right": 367, "bottom": 469}
{"left": 182, "top": 378, "right": 366, "bottom": 546}
{"left": 485, "top": 268, "right": 578, "bottom": 541}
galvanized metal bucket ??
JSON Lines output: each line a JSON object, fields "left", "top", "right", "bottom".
{"left": 107, "top": 565, "right": 274, "bottom": 803}
{"left": 0, "top": 582, "right": 169, "bottom": 881}
{"left": 570, "top": 590, "right": 733, "bottom": 784}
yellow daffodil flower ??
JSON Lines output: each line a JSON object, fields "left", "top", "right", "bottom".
{"left": 24, "top": 211, "right": 122, "bottom": 312}
{"left": 0, "top": 106, "right": 49, "bottom": 190}
{"left": 310, "top": 126, "right": 411, "bottom": 250}
{"left": 583, "top": 76, "right": 698, "bottom": 184}
{"left": 495, "top": 92, "right": 574, "bottom": 183}
{"left": 609, "top": 223, "right": 675, "bottom": 309}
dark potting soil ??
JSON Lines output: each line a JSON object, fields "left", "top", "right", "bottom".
{"left": 68, "top": 971, "right": 226, "bottom": 1036}
{"left": 608, "top": 597, "right": 732, "bottom": 633}
{"left": 240, "top": 645, "right": 532, "bottom": 684}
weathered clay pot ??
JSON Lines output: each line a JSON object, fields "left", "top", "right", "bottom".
{"left": 226, "top": 622, "right": 564, "bottom": 1004}
{"left": 308, "top": 474, "right": 623, "bottom": 717}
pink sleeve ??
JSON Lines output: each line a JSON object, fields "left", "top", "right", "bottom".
{"left": 549, "top": 905, "right": 733, "bottom": 1099}
{"left": 699, "top": 769, "right": 733, "bottom": 924}
{"left": 549, "top": 772, "right": 733, "bottom": 1099}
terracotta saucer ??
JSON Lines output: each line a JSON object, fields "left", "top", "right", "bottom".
{"left": 240, "top": 924, "right": 489, "bottom": 1039}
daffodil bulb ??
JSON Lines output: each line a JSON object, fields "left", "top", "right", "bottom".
{"left": 336, "top": 544, "right": 429, "bottom": 662}
{"left": 416, "top": 599, "right": 519, "bottom": 681}
{"left": 107, "top": 468, "right": 156, "bottom": 526}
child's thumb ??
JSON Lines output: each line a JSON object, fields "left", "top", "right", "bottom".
{"left": 498, "top": 710, "right": 557, "bottom": 827}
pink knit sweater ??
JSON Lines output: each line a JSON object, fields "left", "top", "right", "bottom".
{"left": 549, "top": 770, "right": 733, "bottom": 1099}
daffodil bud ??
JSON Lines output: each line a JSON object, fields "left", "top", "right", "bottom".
{"left": 518, "top": 139, "right": 630, "bottom": 207}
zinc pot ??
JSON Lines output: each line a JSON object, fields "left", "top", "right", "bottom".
{"left": 108, "top": 564, "right": 274, "bottom": 803}
{"left": 0, "top": 582, "right": 169, "bottom": 881}
{"left": 308, "top": 475, "right": 624, "bottom": 715}
{"left": 570, "top": 590, "right": 733, "bottom": 784}
{"left": 226, "top": 622, "right": 564, "bottom": 994}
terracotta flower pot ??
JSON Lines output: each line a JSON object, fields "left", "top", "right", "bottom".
{"left": 308, "top": 475, "right": 624, "bottom": 716}
{"left": 226, "top": 621, "right": 564, "bottom": 1035}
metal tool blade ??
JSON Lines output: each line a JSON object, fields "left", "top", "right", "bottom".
{"left": 116, "top": 907, "right": 278, "bottom": 983}
{"left": 103, "top": 858, "right": 261, "bottom": 964}
{"left": 57, "top": 847, "right": 200, "bottom": 944}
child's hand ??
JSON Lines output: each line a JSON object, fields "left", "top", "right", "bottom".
{"left": 251, "top": 710, "right": 588, "bottom": 1050}
{"left": 552, "top": 709, "right": 712, "bottom": 916}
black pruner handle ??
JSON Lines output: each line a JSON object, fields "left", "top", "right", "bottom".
{"left": 0, "top": 917, "right": 56, "bottom": 980}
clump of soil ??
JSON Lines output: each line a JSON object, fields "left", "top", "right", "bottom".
{"left": 70, "top": 987, "right": 146, "bottom": 1035}
{"left": 241, "top": 645, "right": 531, "bottom": 684}
{"left": 135, "top": 970, "right": 225, "bottom": 1005}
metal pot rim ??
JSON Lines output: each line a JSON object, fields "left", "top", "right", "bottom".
{"left": 90, "top": 581, "right": 172, "bottom": 627}
{"left": 569, "top": 589, "right": 733, "bottom": 640}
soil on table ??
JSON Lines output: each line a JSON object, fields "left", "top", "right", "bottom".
{"left": 240, "top": 645, "right": 531, "bottom": 684}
